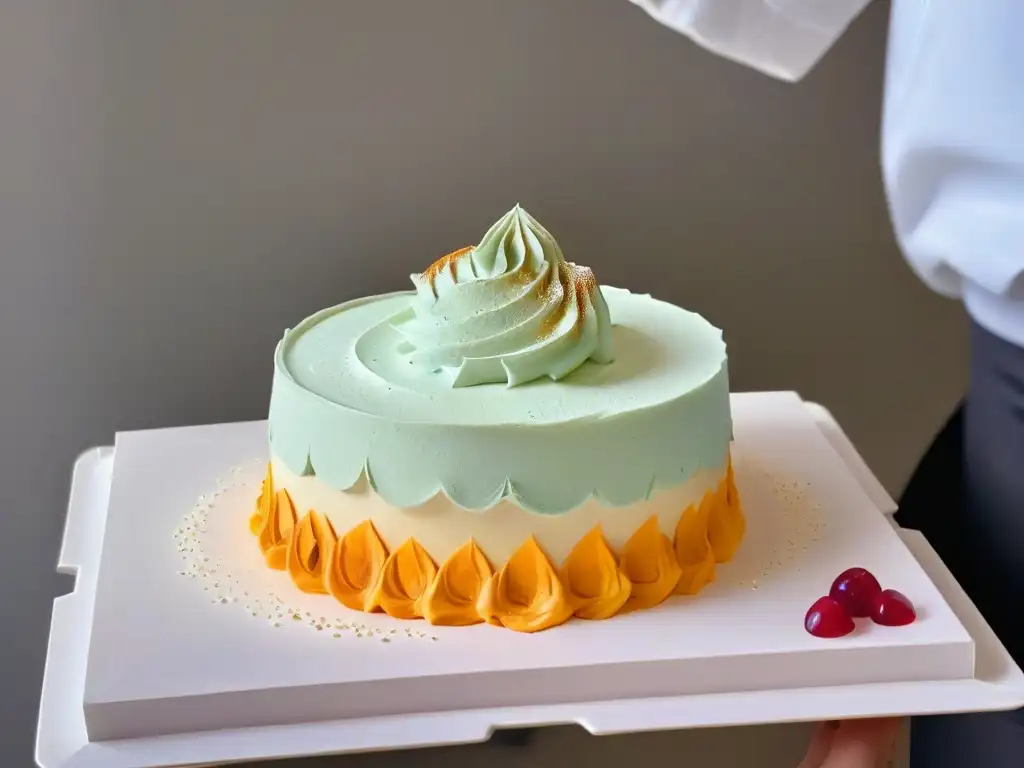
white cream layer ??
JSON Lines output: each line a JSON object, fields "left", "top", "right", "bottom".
{"left": 271, "top": 456, "right": 725, "bottom": 565}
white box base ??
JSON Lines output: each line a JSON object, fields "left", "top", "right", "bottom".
{"left": 37, "top": 393, "right": 1024, "bottom": 768}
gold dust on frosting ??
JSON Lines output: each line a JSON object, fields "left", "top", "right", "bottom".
{"left": 421, "top": 245, "right": 473, "bottom": 296}
{"left": 537, "top": 261, "right": 598, "bottom": 342}
{"left": 173, "top": 463, "right": 439, "bottom": 645}
{"left": 530, "top": 264, "right": 553, "bottom": 298}
{"left": 510, "top": 264, "right": 538, "bottom": 287}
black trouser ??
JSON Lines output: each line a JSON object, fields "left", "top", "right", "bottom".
{"left": 897, "top": 321, "right": 1024, "bottom": 767}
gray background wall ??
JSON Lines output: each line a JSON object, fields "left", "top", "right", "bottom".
{"left": 2, "top": 1, "right": 966, "bottom": 765}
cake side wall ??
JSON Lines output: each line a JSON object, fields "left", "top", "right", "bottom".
{"left": 271, "top": 456, "right": 727, "bottom": 564}
{"left": 268, "top": 358, "right": 734, "bottom": 514}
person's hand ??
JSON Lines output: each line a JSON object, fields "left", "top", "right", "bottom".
{"left": 798, "top": 718, "right": 901, "bottom": 768}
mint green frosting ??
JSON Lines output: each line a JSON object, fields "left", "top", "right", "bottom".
{"left": 391, "top": 205, "right": 614, "bottom": 388}
{"left": 269, "top": 284, "right": 733, "bottom": 514}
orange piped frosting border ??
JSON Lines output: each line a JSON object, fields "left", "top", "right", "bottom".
{"left": 326, "top": 520, "right": 389, "bottom": 612}
{"left": 249, "top": 458, "right": 744, "bottom": 633}
{"left": 423, "top": 540, "right": 493, "bottom": 626}
{"left": 372, "top": 538, "right": 439, "bottom": 620}
{"left": 287, "top": 509, "right": 335, "bottom": 595}
{"left": 478, "top": 536, "right": 574, "bottom": 632}
{"left": 560, "top": 527, "right": 631, "bottom": 620}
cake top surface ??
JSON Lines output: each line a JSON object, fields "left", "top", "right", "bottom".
{"left": 278, "top": 286, "right": 725, "bottom": 428}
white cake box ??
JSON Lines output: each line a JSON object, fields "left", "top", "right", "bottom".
{"left": 36, "top": 392, "right": 1024, "bottom": 768}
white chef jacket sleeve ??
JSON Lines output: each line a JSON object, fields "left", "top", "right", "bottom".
{"left": 882, "top": 1, "right": 1024, "bottom": 347}
{"left": 628, "top": 0, "right": 872, "bottom": 82}
{"left": 634, "top": 1, "right": 1024, "bottom": 347}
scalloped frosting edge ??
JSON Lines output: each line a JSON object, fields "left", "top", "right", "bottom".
{"left": 270, "top": 303, "right": 734, "bottom": 515}
{"left": 249, "top": 457, "right": 744, "bottom": 633}
{"left": 279, "top": 447, "right": 719, "bottom": 515}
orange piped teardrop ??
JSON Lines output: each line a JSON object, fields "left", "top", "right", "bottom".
{"left": 372, "top": 538, "right": 438, "bottom": 620}
{"left": 256, "top": 487, "right": 296, "bottom": 571}
{"left": 708, "top": 458, "right": 745, "bottom": 563}
{"left": 560, "top": 527, "right": 632, "bottom": 620}
{"left": 673, "top": 494, "right": 717, "bottom": 596}
{"left": 263, "top": 490, "right": 297, "bottom": 570}
{"left": 619, "top": 516, "right": 682, "bottom": 611}
{"left": 249, "top": 463, "right": 274, "bottom": 535}
{"left": 326, "top": 520, "right": 389, "bottom": 612}
{"left": 477, "top": 536, "right": 574, "bottom": 633}
{"left": 286, "top": 510, "right": 335, "bottom": 594}
{"left": 423, "top": 540, "right": 493, "bottom": 626}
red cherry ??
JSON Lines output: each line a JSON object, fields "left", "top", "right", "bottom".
{"left": 829, "top": 567, "right": 882, "bottom": 618}
{"left": 805, "top": 596, "right": 855, "bottom": 638}
{"left": 872, "top": 589, "right": 916, "bottom": 626}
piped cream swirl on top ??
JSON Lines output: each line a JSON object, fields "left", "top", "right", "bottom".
{"left": 392, "top": 205, "right": 615, "bottom": 388}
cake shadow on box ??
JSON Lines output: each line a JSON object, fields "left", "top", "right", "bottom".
{"left": 37, "top": 205, "right": 1024, "bottom": 768}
